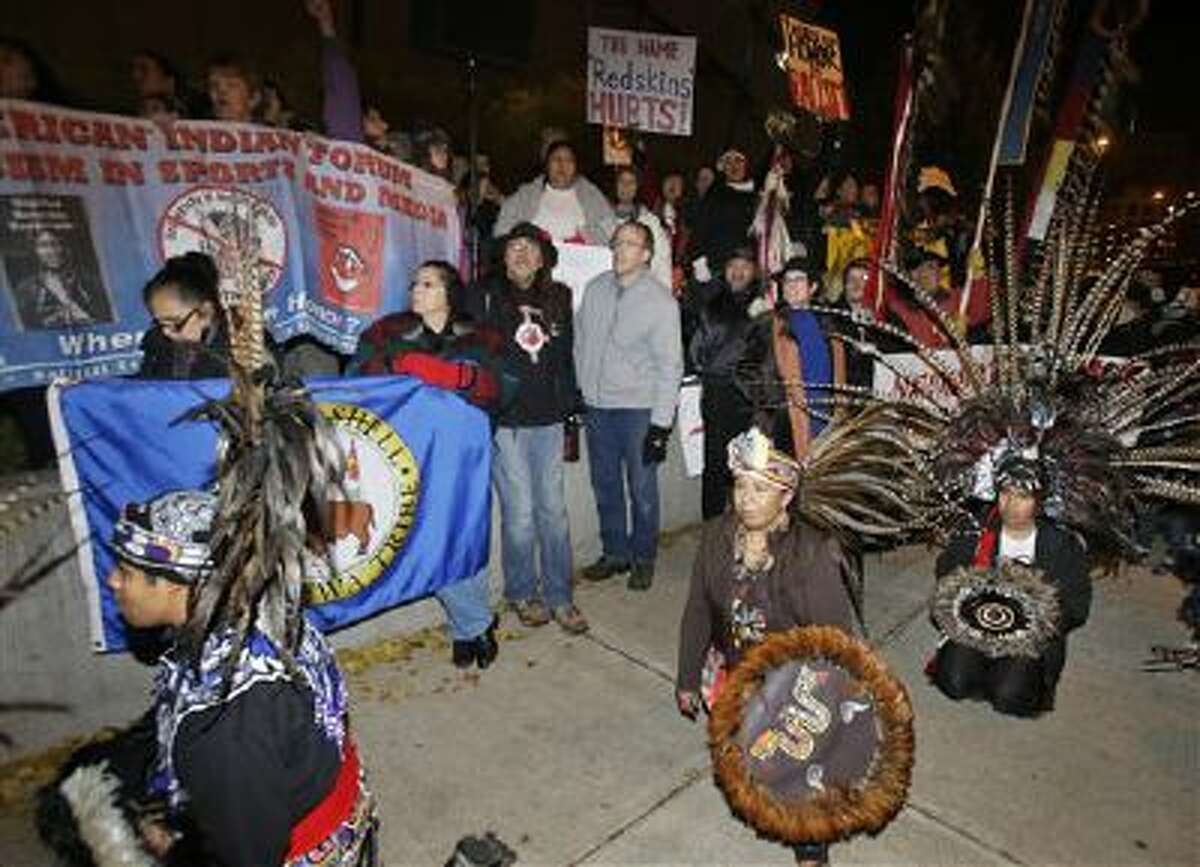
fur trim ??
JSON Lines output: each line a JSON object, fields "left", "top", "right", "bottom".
{"left": 931, "top": 562, "right": 1061, "bottom": 658}
{"left": 708, "top": 626, "right": 914, "bottom": 845}
{"left": 58, "top": 762, "right": 156, "bottom": 867}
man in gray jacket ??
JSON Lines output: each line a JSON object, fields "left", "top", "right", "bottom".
{"left": 575, "top": 220, "right": 684, "bottom": 590}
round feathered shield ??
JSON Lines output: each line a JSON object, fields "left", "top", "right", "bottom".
{"left": 931, "top": 561, "right": 1061, "bottom": 659}
{"left": 709, "top": 626, "right": 914, "bottom": 845}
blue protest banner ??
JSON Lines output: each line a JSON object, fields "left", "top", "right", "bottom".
{"left": 0, "top": 100, "right": 461, "bottom": 391}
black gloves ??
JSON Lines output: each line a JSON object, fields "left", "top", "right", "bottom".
{"left": 642, "top": 424, "right": 671, "bottom": 465}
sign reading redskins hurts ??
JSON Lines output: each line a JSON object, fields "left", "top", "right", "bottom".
{"left": 709, "top": 626, "right": 914, "bottom": 845}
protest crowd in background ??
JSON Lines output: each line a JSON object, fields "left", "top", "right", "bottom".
{"left": 3, "top": 3, "right": 1198, "bottom": 472}
{"left": 4, "top": 2, "right": 1200, "bottom": 866}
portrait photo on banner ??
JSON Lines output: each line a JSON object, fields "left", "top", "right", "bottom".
{"left": 0, "top": 193, "right": 114, "bottom": 331}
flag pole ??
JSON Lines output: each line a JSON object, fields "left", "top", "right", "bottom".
{"left": 869, "top": 36, "right": 914, "bottom": 319}
{"left": 960, "top": 0, "right": 1037, "bottom": 318}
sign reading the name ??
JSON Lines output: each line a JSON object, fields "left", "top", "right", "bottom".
{"left": 0, "top": 99, "right": 461, "bottom": 391}
{"left": 587, "top": 27, "right": 697, "bottom": 137}
{"left": 778, "top": 15, "right": 850, "bottom": 122}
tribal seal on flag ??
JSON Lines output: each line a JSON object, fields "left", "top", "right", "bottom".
{"left": 709, "top": 626, "right": 914, "bottom": 845}
{"left": 304, "top": 401, "right": 420, "bottom": 605}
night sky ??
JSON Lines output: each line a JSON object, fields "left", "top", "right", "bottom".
{"left": 8, "top": 0, "right": 1195, "bottom": 188}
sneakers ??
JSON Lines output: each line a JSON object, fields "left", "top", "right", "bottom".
{"left": 581, "top": 556, "right": 631, "bottom": 582}
{"left": 627, "top": 561, "right": 654, "bottom": 591}
{"left": 552, "top": 604, "right": 589, "bottom": 635}
{"left": 510, "top": 598, "right": 550, "bottom": 627}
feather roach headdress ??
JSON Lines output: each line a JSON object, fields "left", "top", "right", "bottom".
{"left": 176, "top": 216, "right": 344, "bottom": 672}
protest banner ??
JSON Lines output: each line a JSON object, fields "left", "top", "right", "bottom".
{"left": 587, "top": 27, "right": 697, "bottom": 136}
{"left": 778, "top": 15, "right": 850, "bottom": 121}
{"left": 0, "top": 99, "right": 461, "bottom": 392}
{"left": 872, "top": 347, "right": 997, "bottom": 411}
{"left": 49, "top": 375, "right": 491, "bottom": 652}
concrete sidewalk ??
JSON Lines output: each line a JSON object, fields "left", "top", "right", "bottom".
{"left": 2, "top": 526, "right": 1197, "bottom": 865}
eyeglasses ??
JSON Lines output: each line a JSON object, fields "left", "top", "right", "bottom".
{"left": 156, "top": 307, "right": 200, "bottom": 334}
{"left": 610, "top": 239, "right": 644, "bottom": 250}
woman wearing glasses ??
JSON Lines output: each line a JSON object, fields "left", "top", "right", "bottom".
{"left": 136, "top": 251, "right": 269, "bottom": 379}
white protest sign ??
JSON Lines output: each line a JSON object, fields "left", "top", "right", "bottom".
{"left": 872, "top": 347, "right": 996, "bottom": 411}
{"left": 587, "top": 27, "right": 697, "bottom": 136}
{"left": 552, "top": 242, "right": 612, "bottom": 311}
{"left": 677, "top": 379, "right": 705, "bottom": 477}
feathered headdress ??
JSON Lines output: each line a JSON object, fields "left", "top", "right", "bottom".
{"left": 818, "top": 116, "right": 1200, "bottom": 564}
{"left": 176, "top": 213, "right": 344, "bottom": 674}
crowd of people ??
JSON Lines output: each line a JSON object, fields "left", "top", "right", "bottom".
{"left": 7, "top": 11, "right": 1200, "bottom": 867}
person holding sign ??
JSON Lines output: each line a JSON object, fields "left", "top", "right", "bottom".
{"left": 350, "top": 260, "right": 513, "bottom": 669}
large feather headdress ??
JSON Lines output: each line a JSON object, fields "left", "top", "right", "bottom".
{"left": 807, "top": 131, "right": 1200, "bottom": 563}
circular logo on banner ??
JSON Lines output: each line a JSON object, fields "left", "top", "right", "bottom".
{"left": 158, "top": 185, "right": 287, "bottom": 298}
{"left": 303, "top": 402, "right": 420, "bottom": 605}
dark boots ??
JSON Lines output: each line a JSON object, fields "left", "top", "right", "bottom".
{"left": 452, "top": 616, "right": 499, "bottom": 670}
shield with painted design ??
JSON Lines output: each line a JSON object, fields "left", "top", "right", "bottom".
{"left": 931, "top": 561, "right": 1061, "bottom": 659}
{"left": 709, "top": 626, "right": 914, "bottom": 845}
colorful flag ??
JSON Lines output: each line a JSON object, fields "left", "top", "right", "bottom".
{"left": 998, "top": 0, "right": 1064, "bottom": 166}
{"left": 1024, "top": 21, "right": 1109, "bottom": 240}
{"left": 49, "top": 375, "right": 492, "bottom": 652}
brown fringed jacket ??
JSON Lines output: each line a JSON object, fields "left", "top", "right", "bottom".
{"left": 676, "top": 513, "right": 854, "bottom": 693}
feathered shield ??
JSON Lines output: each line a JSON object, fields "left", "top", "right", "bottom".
{"left": 709, "top": 626, "right": 914, "bottom": 845}
{"left": 931, "top": 561, "right": 1062, "bottom": 658}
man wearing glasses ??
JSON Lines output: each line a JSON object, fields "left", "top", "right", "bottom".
{"left": 575, "top": 221, "right": 683, "bottom": 591}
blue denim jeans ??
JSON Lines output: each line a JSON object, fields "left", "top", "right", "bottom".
{"left": 436, "top": 568, "right": 493, "bottom": 641}
{"left": 583, "top": 407, "right": 659, "bottom": 566}
{"left": 492, "top": 424, "right": 575, "bottom": 610}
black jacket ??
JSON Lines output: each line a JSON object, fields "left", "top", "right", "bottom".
{"left": 690, "top": 182, "right": 757, "bottom": 270}
{"left": 136, "top": 322, "right": 282, "bottom": 381}
{"left": 466, "top": 272, "right": 578, "bottom": 427}
{"left": 688, "top": 284, "right": 760, "bottom": 391}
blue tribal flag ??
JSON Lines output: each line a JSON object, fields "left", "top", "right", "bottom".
{"left": 49, "top": 375, "right": 491, "bottom": 652}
